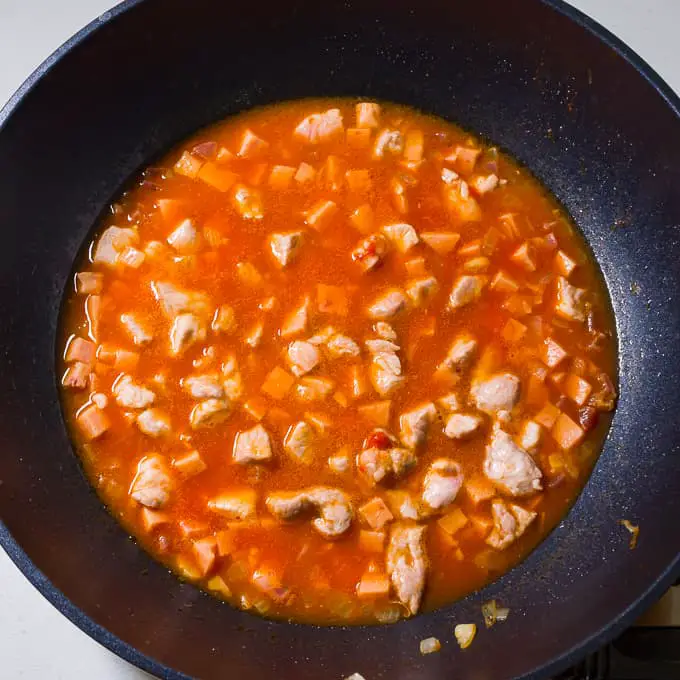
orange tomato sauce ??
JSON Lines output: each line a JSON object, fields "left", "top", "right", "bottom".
{"left": 59, "top": 100, "right": 617, "bottom": 624}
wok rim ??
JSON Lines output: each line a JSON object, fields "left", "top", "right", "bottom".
{"left": 0, "top": 1, "right": 678, "bottom": 679}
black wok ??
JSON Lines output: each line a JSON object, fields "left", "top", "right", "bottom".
{"left": 1, "top": 0, "right": 679, "bottom": 678}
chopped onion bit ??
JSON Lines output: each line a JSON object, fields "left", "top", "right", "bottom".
{"left": 420, "top": 637, "right": 442, "bottom": 655}
{"left": 495, "top": 606, "right": 510, "bottom": 623}
{"left": 482, "top": 599, "right": 498, "bottom": 628}
{"left": 620, "top": 519, "right": 640, "bottom": 549}
{"left": 345, "top": 674, "right": 367, "bottom": 680}
{"left": 454, "top": 623, "right": 477, "bottom": 649}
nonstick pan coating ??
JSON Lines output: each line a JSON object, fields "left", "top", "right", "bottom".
{"left": 0, "top": 0, "right": 679, "bottom": 678}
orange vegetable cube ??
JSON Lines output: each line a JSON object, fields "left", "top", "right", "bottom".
{"left": 206, "top": 575, "right": 232, "bottom": 598}
{"left": 358, "top": 530, "right": 386, "bottom": 553}
{"left": 552, "top": 413, "right": 585, "bottom": 450}
{"left": 349, "top": 365, "right": 368, "bottom": 399}
{"left": 404, "top": 129, "right": 424, "bottom": 162}
{"left": 535, "top": 403, "right": 561, "bottom": 429}
{"left": 304, "top": 199, "right": 337, "bottom": 230}
{"left": 294, "top": 162, "right": 316, "bottom": 184}
{"left": 457, "top": 239, "right": 482, "bottom": 257}
{"left": 448, "top": 146, "right": 481, "bottom": 175}
{"left": 76, "top": 404, "right": 111, "bottom": 441}
{"left": 317, "top": 284, "right": 348, "bottom": 316}
{"left": 237, "top": 129, "right": 269, "bottom": 159}
{"left": 173, "top": 450, "right": 207, "bottom": 478}
{"left": 75, "top": 271, "right": 103, "bottom": 295}
{"left": 215, "top": 530, "right": 236, "bottom": 557}
{"left": 564, "top": 374, "right": 593, "bottom": 406}
{"left": 421, "top": 232, "right": 460, "bottom": 255}
{"left": 242, "top": 396, "right": 269, "bottom": 421}
{"left": 178, "top": 520, "right": 209, "bottom": 539}
{"left": 490, "top": 270, "right": 520, "bottom": 293}
{"left": 197, "top": 162, "right": 237, "bottom": 192}
{"left": 548, "top": 371, "right": 566, "bottom": 388}
{"left": 268, "top": 165, "right": 296, "bottom": 189}
{"left": 65, "top": 337, "right": 96, "bottom": 364}
{"left": 261, "top": 367, "right": 295, "bottom": 400}
{"left": 464, "top": 474, "right": 496, "bottom": 504}
{"left": 359, "top": 497, "right": 394, "bottom": 530}
{"left": 192, "top": 536, "right": 218, "bottom": 577}
{"left": 236, "top": 261, "right": 263, "bottom": 287}
{"left": 349, "top": 203, "right": 374, "bottom": 234}
{"left": 526, "top": 375, "right": 549, "bottom": 406}
{"left": 140, "top": 508, "right": 170, "bottom": 532}
{"left": 345, "top": 169, "right": 371, "bottom": 192}
{"left": 469, "top": 513, "right": 493, "bottom": 538}
{"left": 438, "top": 507, "right": 469, "bottom": 535}
{"left": 405, "top": 257, "right": 427, "bottom": 277}
{"left": 510, "top": 241, "right": 537, "bottom": 272}
{"left": 346, "top": 127, "right": 372, "bottom": 149}
{"left": 61, "top": 362, "right": 91, "bottom": 390}
{"left": 246, "top": 162, "right": 268, "bottom": 186}
{"left": 357, "top": 400, "right": 392, "bottom": 427}
{"left": 555, "top": 250, "right": 577, "bottom": 277}
{"left": 501, "top": 318, "right": 527, "bottom": 344}
{"left": 113, "top": 349, "right": 140, "bottom": 372}
{"left": 357, "top": 572, "right": 391, "bottom": 598}
{"left": 174, "top": 150, "right": 204, "bottom": 178}
{"left": 540, "top": 337, "right": 569, "bottom": 368}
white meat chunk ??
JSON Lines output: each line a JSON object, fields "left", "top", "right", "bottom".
{"left": 167, "top": 218, "right": 199, "bottom": 253}
{"left": 368, "top": 289, "right": 407, "bottom": 319}
{"left": 370, "top": 351, "right": 405, "bottom": 396}
{"left": 326, "top": 334, "right": 360, "bottom": 359}
{"left": 294, "top": 109, "right": 344, "bottom": 144}
{"left": 356, "top": 102, "right": 381, "bottom": 128}
{"left": 448, "top": 275, "right": 485, "bottom": 310}
{"left": 266, "top": 487, "right": 353, "bottom": 538}
{"left": 351, "top": 233, "right": 389, "bottom": 273}
{"left": 183, "top": 373, "right": 225, "bottom": 399}
{"left": 372, "top": 129, "right": 404, "bottom": 159}
{"left": 470, "top": 174, "right": 499, "bottom": 195}
{"left": 519, "top": 420, "right": 542, "bottom": 454}
{"left": 222, "top": 357, "right": 244, "bottom": 402}
{"left": 130, "top": 454, "right": 172, "bottom": 508}
{"left": 190, "top": 399, "right": 231, "bottom": 429}
{"left": 93, "top": 226, "right": 138, "bottom": 267}
{"left": 328, "top": 453, "right": 350, "bottom": 473}
{"left": 357, "top": 431, "right": 416, "bottom": 485}
{"left": 471, "top": 373, "right": 520, "bottom": 414}
{"left": 374, "top": 322, "right": 397, "bottom": 341}
{"left": 151, "top": 281, "right": 211, "bottom": 320}
{"left": 555, "top": 276, "right": 587, "bottom": 322}
{"left": 284, "top": 421, "right": 315, "bottom": 464}
{"left": 444, "top": 413, "right": 483, "bottom": 440}
{"left": 399, "top": 402, "right": 437, "bottom": 449}
{"left": 422, "top": 459, "right": 464, "bottom": 511}
{"left": 439, "top": 334, "right": 478, "bottom": 371}
{"left": 280, "top": 297, "right": 310, "bottom": 338}
{"left": 386, "top": 524, "right": 428, "bottom": 616}
{"left": 484, "top": 425, "right": 543, "bottom": 496}
{"left": 208, "top": 490, "right": 257, "bottom": 520}
{"left": 286, "top": 340, "right": 321, "bottom": 377}
{"left": 486, "top": 499, "right": 537, "bottom": 550}
{"left": 136, "top": 408, "right": 171, "bottom": 438}
{"left": 113, "top": 374, "right": 156, "bottom": 410}
{"left": 365, "top": 339, "right": 400, "bottom": 354}
{"left": 269, "top": 231, "right": 304, "bottom": 268}
{"left": 436, "top": 392, "right": 461, "bottom": 413}
{"left": 120, "top": 313, "right": 154, "bottom": 346}
{"left": 307, "top": 325, "right": 337, "bottom": 346}
{"left": 233, "top": 424, "right": 273, "bottom": 464}
{"left": 295, "top": 376, "right": 335, "bottom": 402}
{"left": 382, "top": 223, "right": 419, "bottom": 253}
{"left": 406, "top": 276, "right": 439, "bottom": 307}
{"left": 232, "top": 184, "right": 264, "bottom": 220}
{"left": 170, "top": 313, "right": 206, "bottom": 356}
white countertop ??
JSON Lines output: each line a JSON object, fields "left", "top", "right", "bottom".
{"left": 0, "top": 1, "right": 678, "bottom": 677}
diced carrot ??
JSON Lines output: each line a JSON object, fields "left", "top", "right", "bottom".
{"left": 349, "top": 365, "right": 368, "bottom": 399}
{"left": 552, "top": 413, "right": 585, "bottom": 450}
{"left": 357, "top": 400, "right": 392, "bottom": 427}
{"left": 173, "top": 450, "right": 207, "bottom": 478}
{"left": 76, "top": 404, "right": 110, "bottom": 441}
{"left": 444, "top": 185, "right": 482, "bottom": 222}
{"left": 294, "top": 162, "right": 316, "bottom": 184}
{"left": 346, "top": 128, "right": 371, "bottom": 149}
{"left": 482, "top": 226, "right": 503, "bottom": 255}
{"left": 404, "top": 129, "right": 424, "bottom": 162}
{"left": 356, "top": 102, "right": 381, "bottom": 129}
{"left": 243, "top": 396, "right": 269, "bottom": 421}
{"left": 114, "top": 349, "right": 140, "bottom": 372}
{"left": 345, "top": 169, "right": 371, "bottom": 192}
{"left": 438, "top": 507, "right": 469, "bottom": 535}
{"left": 252, "top": 566, "right": 291, "bottom": 602}
{"left": 419, "top": 232, "right": 459, "bottom": 256}
{"left": 197, "top": 162, "right": 237, "bottom": 192}
{"left": 510, "top": 241, "right": 537, "bottom": 272}
{"left": 261, "top": 367, "right": 295, "bottom": 400}
{"left": 61, "top": 362, "right": 91, "bottom": 390}
{"left": 85, "top": 295, "right": 101, "bottom": 341}
{"left": 502, "top": 294, "right": 533, "bottom": 317}
{"left": 175, "top": 555, "right": 202, "bottom": 581}
{"left": 448, "top": 146, "right": 481, "bottom": 175}
{"left": 304, "top": 411, "right": 331, "bottom": 434}
{"left": 304, "top": 199, "right": 337, "bottom": 230}
{"left": 65, "top": 337, "right": 96, "bottom": 364}
{"left": 359, "top": 497, "right": 394, "bottom": 530}
{"left": 236, "top": 261, "right": 263, "bottom": 287}
{"left": 501, "top": 318, "right": 527, "bottom": 344}
{"left": 564, "top": 374, "right": 593, "bottom": 406}
{"left": 178, "top": 520, "right": 209, "bottom": 538}
{"left": 349, "top": 203, "right": 374, "bottom": 234}
{"left": 157, "top": 198, "right": 183, "bottom": 222}
{"left": 174, "top": 151, "right": 204, "bottom": 178}
{"left": 333, "top": 391, "right": 349, "bottom": 408}
{"left": 192, "top": 536, "right": 218, "bottom": 577}
{"left": 245, "top": 163, "right": 268, "bottom": 186}
{"left": 206, "top": 575, "right": 232, "bottom": 598}
{"left": 140, "top": 507, "right": 170, "bottom": 532}
{"left": 457, "top": 239, "right": 482, "bottom": 257}
{"left": 469, "top": 513, "right": 493, "bottom": 538}
{"left": 548, "top": 371, "right": 566, "bottom": 388}
{"left": 75, "top": 271, "right": 103, "bottom": 295}
{"left": 555, "top": 250, "right": 577, "bottom": 278}
{"left": 540, "top": 337, "right": 569, "bottom": 368}
{"left": 237, "top": 129, "right": 269, "bottom": 159}
{"left": 318, "top": 155, "right": 344, "bottom": 192}
{"left": 463, "top": 256, "right": 490, "bottom": 273}
{"left": 499, "top": 213, "right": 520, "bottom": 239}
{"left": 317, "top": 284, "right": 348, "bottom": 316}
{"left": 215, "top": 530, "right": 236, "bottom": 557}
{"left": 357, "top": 571, "right": 390, "bottom": 598}
{"left": 358, "top": 530, "right": 386, "bottom": 553}
{"left": 404, "top": 257, "right": 427, "bottom": 277}
{"left": 490, "top": 270, "right": 520, "bottom": 293}
{"left": 523, "top": 376, "right": 546, "bottom": 410}
{"left": 535, "top": 403, "right": 561, "bottom": 429}
{"left": 268, "top": 165, "right": 296, "bottom": 189}
{"left": 216, "top": 146, "right": 234, "bottom": 163}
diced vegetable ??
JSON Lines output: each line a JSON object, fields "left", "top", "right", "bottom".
{"left": 358, "top": 530, "right": 386, "bottom": 553}
{"left": 564, "top": 374, "right": 593, "bottom": 406}
{"left": 552, "top": 413, "right": 585, "bottom": 450}
{"left": 317, "top": 284, "right": 348, "bottom": 316}
{"left": 268, "top": 165, "right": 296, "bottom": 189}
{"left": 261, "top": 367, "right": 295, "bottom": 400}
{"left": 174, "top": 151, "right": 203, "bottom": 178}
{"left": 535, "top": 402, "right": 561, "bottom": 429}
{"left": 349, "top": 204, "right": 374, "bottom": 234}
{"left": 357, "top": 571, "right": 390, "bottom": 597}
{"left": 420, "top": 637, "right": 441, "bottom": 655}
{"left": 197, "top": 162, "right": 237, "bottom": 192}
{"left": 358, "top": 497, "right": 394, "bottom": 530}
{"left": 438, "top": 507, "right": 469, "bottom": 535}
{"left": 304, "top": 199, "right": 337, "bottom": 229}
{"left": 76, "top": 404, "right": 111, "bottom": 441}
{"left": 65, "top": 337, "right": 96, "bottom": 364}
{"left": 454, "top": 623, "right": 477, "bottom": 649}
{"left": 421, "top": 231, "right": 460, "bottom": 255}
{"left": 357, "top": 400, "right": 392, "bottom": 427}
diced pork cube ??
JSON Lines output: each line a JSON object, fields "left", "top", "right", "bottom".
{"left": 374, "top": 322, "right": 397, "bottom": 340}
{"left": 471, "top": 373, "right": 520, "bottom": 414}
{"left": 208, "top": 490, "right": 257, "bottom": 520}
{"left": 294, "top": 109, "right": 344, "bottom": 144}
{"left": 130, "top": 454, "right": 172, "bottom": 508}
{"left": 356, "top": 102, "right": 381, "bottom": 128}
{"left": 368, "top": 289, "right": 407, "bottom": 319}
{"left": 136, "top": 408, "right": 172, "bottom": 438}
{"left": 295, "top": 376, "right": 335, "bottom": 402}
{"left": 555, "top": 276, "right": 587, "bottom": 322}
{"left": 382, "top": 223, "right": 419, "bottom": 253}
{"left": 183, "top": 374, "right": 225, "bottom": 399}
{"left": 269, "top": 231, "right": 304, "bottom": 268}
{"left": 120, "top": 313, "right": 154, "bottom": 346}
{"left": 237, "top": 129, "right": 269, "bottom": 158}
{"left": 369, "top": 352, "right": 405, "bottom": 396}
{"left": 406, "top": 276, "right": 439, "bottom": 307}
{"left": 284, "top": 421, "right": 315, "bottom": 464}
{"left": 112, "top": 374, "right": 156, "bottom": 409}
{"left": 486, "top": 499, "right": 537, "bottom": 550}
{"left": 439, "top": 334, "right": 478, "bottom": 371}
{"left": 399, "top": 402, "right": 437, "bottom": 449}
{"left": 448, "top": 275, "right": 485, "bottom": 310}
{"left": 62, "top": 362, "right": 91, "bottom": 390}
{"left": 483, "top": 425, "right": 543, "bottom": 496}
{"left": 286, "top": 340, "right": 321, "bottom": 377}
{"left": 170, "top": 313, "right": 206, "bottom": 356}
{"left": 167, "top": 218, "right": 199, "bottom": 253}
{"left": 280, "top": 297, "right": 311, "bottom": 338}
{"left": 444, "top": 413, "right": 483, "bottom": 439}
{"left": 365, "top": 339, "right": 400, "bottom": 354}
{"left": 422, "top": 459, "right": 464, "bottom": 510}
{"left": 326, "top": 334, "right": 360, "bottom": 358}
{"left": 151, "top": 281, "right": 211, "bottom": 320}
{"left": 93, "top": 226, "right": 138, "bottom": 267}
{"left": 190, "top": 399, "right": 231, "bottom": 429}
{"left": 386, "top": 524, "right": 428, "bottom": 616}
{"left": 233, "top": 424, "right": 273, "bottom": 464}
{"left": 372, "top": 129, "right": 404, "bottom": 159}
{"left": 351, "top": 233, "right": 389, "bottom": 273}
{"left": 212, "top": 304, "right": 237, "bottom": 334}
